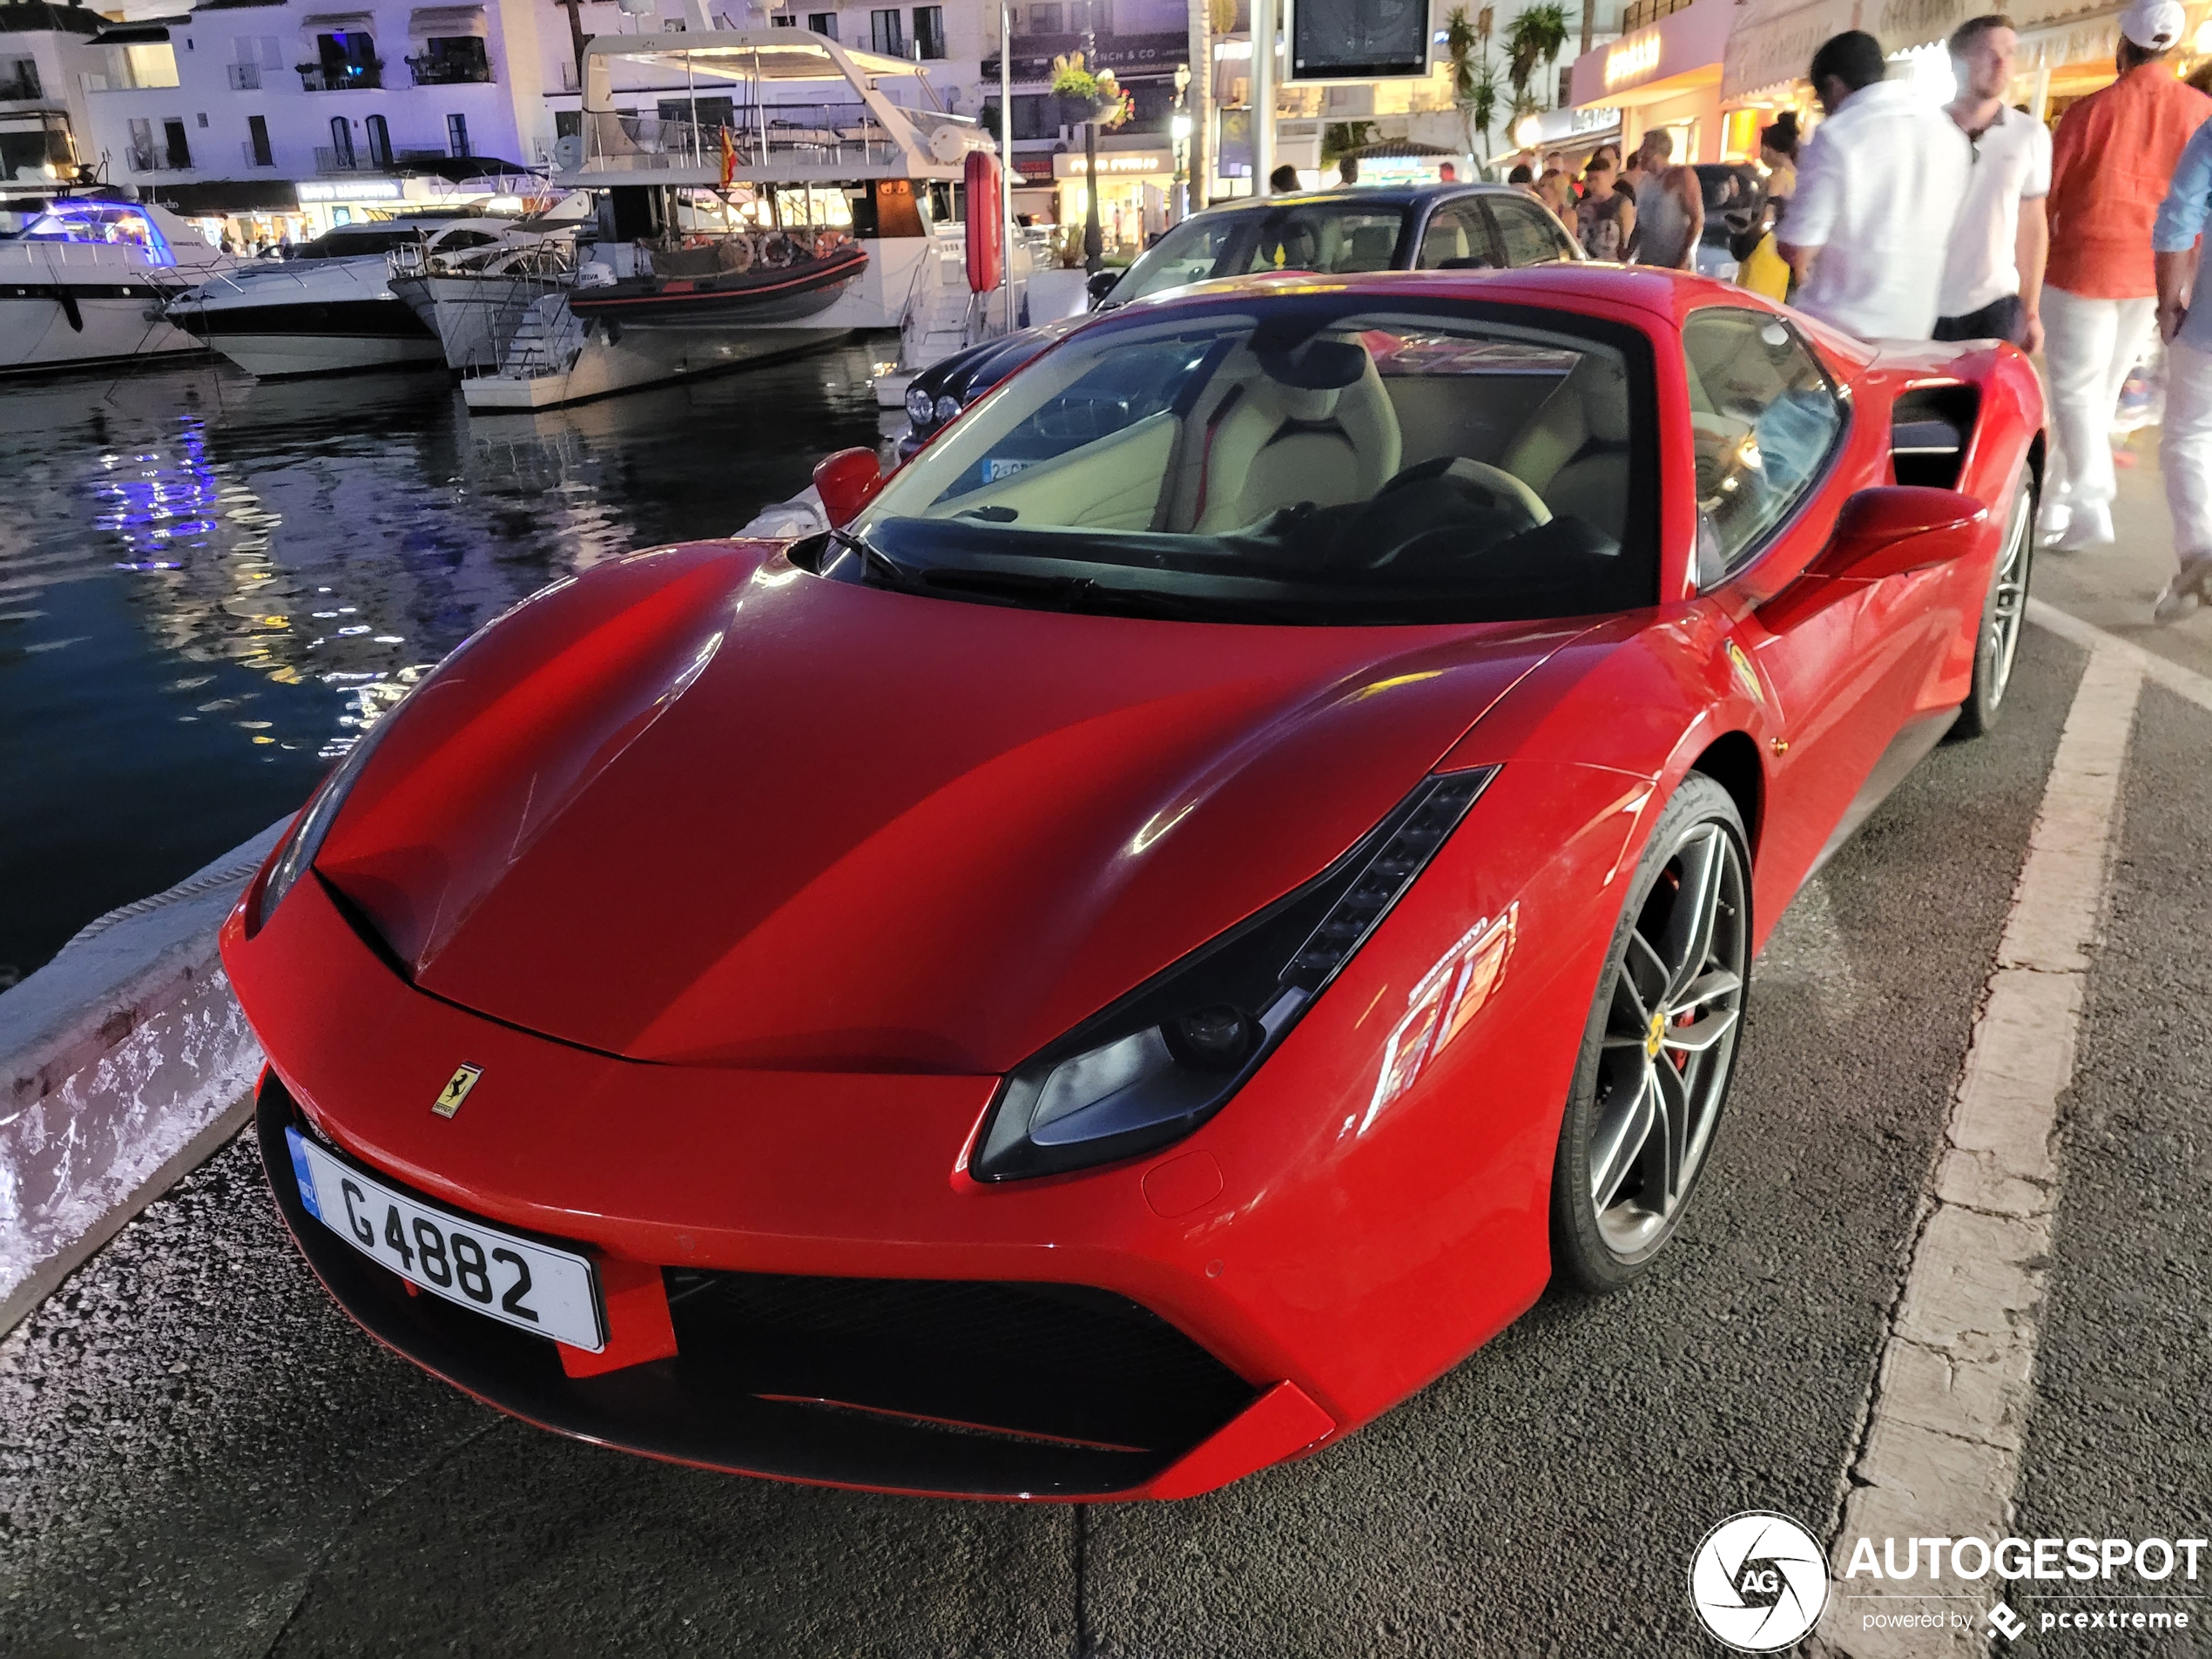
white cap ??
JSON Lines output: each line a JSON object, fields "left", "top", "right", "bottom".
{"left": 2121, "top": 0, "right": 2185, "bottom": 51}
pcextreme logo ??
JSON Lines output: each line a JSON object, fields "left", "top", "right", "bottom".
{"left": 1689, "top": 1512, "right": 1830, "bottom": 1651}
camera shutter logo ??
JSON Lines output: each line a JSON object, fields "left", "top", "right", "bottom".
{"left": 1688, "top": 1512, "right": 1829, "bottom": 1651}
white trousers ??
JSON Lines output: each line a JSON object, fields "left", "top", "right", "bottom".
{"left": 2042, "top": 285, "right": 2158, "bottom": 512}
{"left": 2161, "top": 337, "right": 2212, "bottom": 565}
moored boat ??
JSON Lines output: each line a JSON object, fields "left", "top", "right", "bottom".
{"left": 567, "top": 232, "right": 865, "bottom": 328}
{"left": 0, "top": 196, "right": 238, "bottom": 374}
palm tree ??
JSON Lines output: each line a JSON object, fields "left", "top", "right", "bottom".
{"left": 1504, "top": 2, "right": 1569, "bottom": 110}
{"left": 1446, "top": 6, "right": 1501, "bottom": 165}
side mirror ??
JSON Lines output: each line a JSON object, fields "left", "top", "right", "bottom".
{"left": 1756, "top": 485, "right": 1986, "bottom": 630}
{"left": 1812, "top": 485, "right": 1986, "bottom": 583}
{"left": 1087, "top": 269, "right": 1121, "bottom": 306}
{"left": 813, "top": 446, "right": 885, "bottom": 529}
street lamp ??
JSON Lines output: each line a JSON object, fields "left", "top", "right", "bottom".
{"left": 1511, "top": 113, "right": 1543, "bottom": 152}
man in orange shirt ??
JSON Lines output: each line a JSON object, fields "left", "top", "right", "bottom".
{"left": 2039, "top": 0, "right": 2211, "bottom": 549}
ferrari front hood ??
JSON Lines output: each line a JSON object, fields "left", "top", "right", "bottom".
{"left": 315, "top": 541, "right": 1578, "bottom": 1070}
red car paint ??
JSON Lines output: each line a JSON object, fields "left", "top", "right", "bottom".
{"left": 222, "top": 266, "right": 2046, "bottom": 1501}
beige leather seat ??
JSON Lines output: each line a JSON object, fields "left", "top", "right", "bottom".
{"left": 1187, "top": 346, "right": 1404, "bottom": 532}
{"left": 1501, "top": 354, "right": 1633, "bottom": 533}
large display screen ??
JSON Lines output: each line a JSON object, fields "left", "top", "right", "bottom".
{"left": 1288, "top": 0, "right": 1430, "bottom": 80}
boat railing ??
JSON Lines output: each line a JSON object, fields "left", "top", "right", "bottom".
{"left": 588, "top": 101, "right": 904, "bottom": 174}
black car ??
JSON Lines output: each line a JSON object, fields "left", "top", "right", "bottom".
{"left": 899, "top": 183, "right": 1579, "bottom": 457}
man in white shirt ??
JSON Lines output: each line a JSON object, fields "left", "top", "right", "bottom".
{"left": 1779, "top": 30, "right": 1973, "bottom": 339}
{"left": 1935, "top": 15, "right": 2052, "bottom": 347}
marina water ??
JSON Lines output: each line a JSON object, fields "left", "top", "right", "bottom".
{"left": 0, "top": 346, "right": 887, "bottom": 987}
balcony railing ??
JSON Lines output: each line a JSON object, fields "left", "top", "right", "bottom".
{"left": 313, "top": 145, "right": 362, "bottom": 172}
{"left": 405, "top": 55, "right": 492, "bottom": 85}
{"left": 226, "top": 62, "right": 261, "bottom": 90}
{"left": 0, "top": 71, "right": 44, "bottom": 101}
{"left": 297, "top": 61, "right": 384, "bottom": 91}
{"left": 579, "top": 101, "right": 975, "bottom": 177}
{"left": 125, "top": 145, "right": 188, "bottom": 172}
{"left": 1617, "top": 0, "right": 1698, "bottom": 31}
{"left": 241, "top": 139, "right": 276, "bottom": 167}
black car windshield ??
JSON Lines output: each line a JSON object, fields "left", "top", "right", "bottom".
{"left": 831, "top": 296, "right": 1654, "bottom": 626}
{"left": 1107, "top": 200, "right": 1414, "bottom": 304}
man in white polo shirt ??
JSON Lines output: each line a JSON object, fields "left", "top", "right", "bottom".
{"left": 1779, "top": 30, "right": 1973, "bottom": 339}
{"left": 1935, "top": 15, "right": 2052, "bottom": 347}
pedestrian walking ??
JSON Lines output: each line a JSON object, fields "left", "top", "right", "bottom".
{"left": 2149, "top": 117, "right": 2212, "bottom": 617}
{"left": 2037, "top": 0, "right": 2209, "bottom": 549}
{"left": 1760, "top": 113, "right": 1800, "bottom": 203}
{"left": 1269, "top": 164, "right": 1299, "bottom": 193}
{"left": 1778, "top": 30, "right": 1971, "bottom": 340}
{"left": 1934, "top": 15, "right": 2051, "bottom": 350}
{"left": 1629, "top": 132, "right": 1703, "bottom": 270}
{"left": 1577, "top": 151, "right": 1635, "bottom": 260}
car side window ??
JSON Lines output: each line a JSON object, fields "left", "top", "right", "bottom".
{"left": 1681, "top": 307, "right": 1846, "bottom": 584}
{"left": 1414, "top": 201, "right": 1498, "bottom": 269}
{"left": 1487, "top": 198, "right": 1575, "bottom": 266}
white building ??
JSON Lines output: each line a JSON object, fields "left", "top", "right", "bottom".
{"left": 0, "top": 2, "right": 104, "bottom": 199}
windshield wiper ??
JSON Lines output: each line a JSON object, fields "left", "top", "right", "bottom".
{"left": 919, "top": 565, "right": 1298, "bottom": 624}
{"left": 829, "top": 526, "right": 921, "bottom": 592}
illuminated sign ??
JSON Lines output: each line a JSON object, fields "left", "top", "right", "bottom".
{"left": 1051, "top": 151, "right": 1173, "bottom": 178}
{"left": 295, "top": 179, "right": 403, "bottom": 201}
{"left": 1605, "top": 31, "right": 1662, "bottom": 89}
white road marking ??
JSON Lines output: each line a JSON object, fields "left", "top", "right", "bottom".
{"left": 2027, "top": 595, "right": 2212, "bottom": 713}
{"left": 1818, "top": 634, "right": 2144, "bottom": 1656}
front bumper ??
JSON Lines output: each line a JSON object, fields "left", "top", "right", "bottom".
{"left": 258, "top": 1069, "right": 1340, "bottom": 1498}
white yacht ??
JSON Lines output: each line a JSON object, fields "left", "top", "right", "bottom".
{"left": 462, "top": 17, "right": 1019, "bottom": 414}
{"left": 165, "top": 212, "right": 575, "bottom": 378}
{"left": 0, "top": 196, "right": 238, "bottom": 374}
{"left": 388, "top": 202, "right": 589, "bottom": 373}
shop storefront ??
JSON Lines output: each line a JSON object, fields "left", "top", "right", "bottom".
{"left": 1051, "top": 145, "right": 1177, "bottom": 256}
{"left": 1567, "top": 0, "right": 1737, "bottom": 163}
{"left": 1527, "top": 102, "right": 1625, "bottom": 170}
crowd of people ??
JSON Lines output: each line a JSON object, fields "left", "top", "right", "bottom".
{"left": 1488, "top": 0, "right": 2212, "bottom": 622}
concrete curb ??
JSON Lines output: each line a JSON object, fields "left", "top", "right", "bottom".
{"left": 0, "top": 819, "right": 288, "bottom": 1337}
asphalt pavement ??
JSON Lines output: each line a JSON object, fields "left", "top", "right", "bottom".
{"left": 3, "top": 562, "right": 2209, "bottom": 1655}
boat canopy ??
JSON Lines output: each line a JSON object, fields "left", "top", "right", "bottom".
{"left": 583, "top": 28, "right": 926, "bottom": 82}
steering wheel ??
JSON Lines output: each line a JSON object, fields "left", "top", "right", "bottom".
{"left": 1379, "top": 457, "right": 1553, "bottom": 531}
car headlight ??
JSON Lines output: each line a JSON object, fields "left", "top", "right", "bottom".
{"left": 971, "top": 768, "right": 1495, "bottom": 1181}
{"left": 905, "top": 385, "right": 934, "bottom": 427}
{"left": 934, "top": 394, "right": 962, "bottom": 427}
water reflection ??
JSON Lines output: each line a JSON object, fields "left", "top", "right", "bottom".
{"left": 0, "top": 348, "right": 889, "bottom": 983}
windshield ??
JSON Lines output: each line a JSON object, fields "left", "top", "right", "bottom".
{"left": 827, "top": 297, "right": 1653, "bottom": 626}
{"left": 1106, "top": 200, "right": 1414, "bottom": 305}
{"left": 22, "top": 202, "right": 176, "bottom": 265}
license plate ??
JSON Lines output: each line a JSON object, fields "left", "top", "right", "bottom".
{"left": 285, "top": 1127, "right": 604, "bottom": 1352}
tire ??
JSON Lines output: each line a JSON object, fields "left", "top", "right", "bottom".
{"left": 1952, "top": 475, "right": 2034, "bottom": 740}
{"left": 1549, "top": 772, "right": 1752, "bottom": 1293}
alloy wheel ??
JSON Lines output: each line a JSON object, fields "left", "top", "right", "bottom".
{"left": 1984, "top": 485, "right": 2033, "bottom": 711}
{"left": 1585, "top": 820, "right": 1750, "bottom": 1258}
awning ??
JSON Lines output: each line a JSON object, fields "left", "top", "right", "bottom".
{"left": 299, "top": 11, "right": 375, "bottom": 36}
{"left": 146, "top": 179, "right": 302, "bottom": 213}
{"left": 1723, "top": 0, "right": 2128, "bottom": 98}
{"left": 408, "top": 4, "right": 486, "bottom": 41}
{"left": 1346, "top": 138, "right": 1457, "bottom": 158}
{"left": 1720, "top": 0, "right": 1858, "bottom": 100}
{"left": 89, "top": 24, "right": 177, "bottom": 44}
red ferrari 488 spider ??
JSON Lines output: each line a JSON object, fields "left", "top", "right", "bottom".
{"left": 224, "top": 266, "right": 2043, "bottom": 1501}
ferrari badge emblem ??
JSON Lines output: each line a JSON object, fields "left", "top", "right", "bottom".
{"left": 433, "top": 1064, "right": 482, "bottom": 1119}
